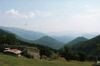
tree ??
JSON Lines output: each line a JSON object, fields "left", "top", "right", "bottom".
{"left": 77, "top": 52, "right": 86, "bottom": 61}
{"left": 59, "top": 46, "right": 72, "bottom": 61}
{"left": 39, "top": 47, "right": 53, "bottom": 59}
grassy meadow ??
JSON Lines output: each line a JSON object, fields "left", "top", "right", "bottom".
{"left": 0, "top": 53, "right": 94, "bottom": 66}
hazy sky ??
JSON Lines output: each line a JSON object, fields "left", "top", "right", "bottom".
{"left": 0, "top": 0, "right": 100, "bottom": 35}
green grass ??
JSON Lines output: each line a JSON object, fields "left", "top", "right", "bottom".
{"left": 0, "top": 53, "right": 94, "bottom": 66}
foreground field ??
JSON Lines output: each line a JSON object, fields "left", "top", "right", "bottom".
{"left": 0, "top": 54, "right": 93, "bottom": 66}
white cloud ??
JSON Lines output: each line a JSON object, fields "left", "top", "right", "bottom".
{"left": 5, "top": 9, "right": 30, "bottom": 19}
{"left": 5, "top": 9, "right": 51, "bottom": 19}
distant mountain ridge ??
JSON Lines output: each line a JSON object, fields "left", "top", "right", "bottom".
{"left": 1, "top": 26, "right": 98, "bottom": 50}
{"left": 0, "top": 26, "right": 45, "bottom": 41}
{"left": 52, "top": 36, "right": 74, "bottom": 43}
{"left": 67, "top": 37, "right": 88, "bottom": 46}
{"left": 34, "top": 36, "right": 64, "bottom": 49}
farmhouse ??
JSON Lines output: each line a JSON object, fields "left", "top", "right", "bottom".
{"left": 4, "top": 48, "right": 22, "bottom": 57}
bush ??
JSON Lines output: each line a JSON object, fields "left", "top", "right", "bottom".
{"left": 22, "top": 49, "right": 34, "bottom": 59}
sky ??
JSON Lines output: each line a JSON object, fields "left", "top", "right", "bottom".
{"left": 0, "top": 0, "right": 100, "bottom": 36}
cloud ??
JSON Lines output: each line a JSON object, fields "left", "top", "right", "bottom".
{"left": 5, "top": 9, "right": 31, "bottom": 19}
{"left": 5, "top": 9, "right": 51, "bottom": 19}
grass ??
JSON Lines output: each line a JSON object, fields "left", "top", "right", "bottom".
{"left": 0, "top": 53, "right": 94, "bottom": 66}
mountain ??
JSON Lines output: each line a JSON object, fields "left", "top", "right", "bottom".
{"left": 52, "top": 36, "right": 74, "bottom": 43}
{"left": 67, "top": 37, "right": 88, "bottom": 46}
{"left": 71, "top": 35, "right": 100, "bottom": 56}
{"left": 0, "top": 26, "right": 45, "bottom": 41}
{"left": 34, "top": 36, "right": 64, "bottom": 49}
{"left": 0, "top": 26, "right": 65, "bottom": 49}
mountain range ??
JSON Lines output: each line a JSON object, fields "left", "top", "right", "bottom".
{"left": 1, "top": 26, "right": 99, "bottom": 50}
{"left": 1, "top": 26, "right": 100, "bottom": 61}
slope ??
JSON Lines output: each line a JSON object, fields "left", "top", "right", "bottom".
{"left": 0, "top": 26, "right": 45, "bottom": 41}
{"left": 71, "top": 35, "right": 100, "bottom": 56}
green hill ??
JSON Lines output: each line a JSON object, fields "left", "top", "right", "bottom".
{"left": 67, "top": 37, "right": 88, "bottom": 46}
{"left": 0, "top": 28, "right": 19, "bottom": 45}
{"left": 71, "top": 35, "right": 100, "bottom": 56}
{"left": 34, "top": 36, "right": 64, "bottom": 49}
